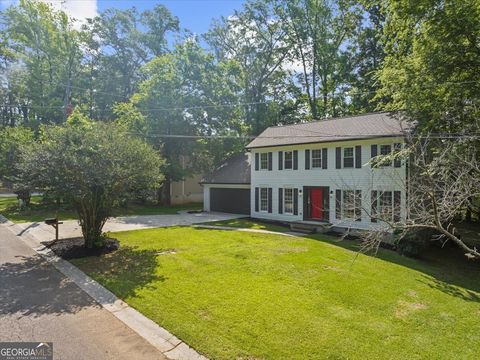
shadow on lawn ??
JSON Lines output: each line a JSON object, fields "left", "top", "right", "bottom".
{"left": 0, "top": 253, "right": 98, "bottom": 317}
{"left": 306, "top": 233, "right": 480, "bottom": 302}
{"left": 76, "top": 246, "right": 166, "bottom": 299}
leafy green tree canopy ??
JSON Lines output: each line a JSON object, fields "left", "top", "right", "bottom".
{"left": 17, "top": 119, "right": 164, "bottom": 248}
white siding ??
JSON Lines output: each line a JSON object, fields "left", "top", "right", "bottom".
{"left": 250, "top": 137, "right": 407, "bottom": 230}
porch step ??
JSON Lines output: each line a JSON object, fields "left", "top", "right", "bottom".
{"left": 289, "top": 221, "right": 332, "bottom": 234}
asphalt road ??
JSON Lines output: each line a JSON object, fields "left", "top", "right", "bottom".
{"left": 0, "top": 225, "right": 165, "bottom": 360}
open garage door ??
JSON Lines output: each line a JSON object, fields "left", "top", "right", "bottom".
{"left": 210, "top": 188, "right": 250, "bottom": 215}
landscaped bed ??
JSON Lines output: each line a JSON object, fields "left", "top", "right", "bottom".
{"left": 71, "top": 226, "right": 480, "bottom": 359}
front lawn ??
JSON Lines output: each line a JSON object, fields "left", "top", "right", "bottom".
{"left": 71, "top": 227, "right": 480, "bottom": 359}
{"left": 0, "top": 195, "right": 202, "bottom": 223}
{"left": 200, "top": 217, "right": 290, "bottom": 232}
{"left": 0, "top": 196, "right": 77, "bottom": 223}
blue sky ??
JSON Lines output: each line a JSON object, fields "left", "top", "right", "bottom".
{"left": 0, "top": 0, "right": 246, "bottom": 34}
{"left": 103, "top": 1, "right": 245, "bottom": 34}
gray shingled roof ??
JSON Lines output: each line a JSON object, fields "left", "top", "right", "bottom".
{"left": 201, "top": 153, "right": 251, "bottom": 184}
{"left": 246, "top": 112, "right": 413, "bottom": 149}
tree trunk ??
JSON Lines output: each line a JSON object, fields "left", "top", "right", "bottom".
{"left": 157, "top": 176, "right": 171, "bottom": 206}
{"left": 77, "top": 196, "right": 108, "bottom": 248}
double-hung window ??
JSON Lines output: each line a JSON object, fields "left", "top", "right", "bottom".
{"left": 336, "top": 189, "right": 362, "bottom": 221}
{"left": 380, "top": 145, "right": 392, "bottom": 166}
{"left": 284, "top": 188, "right": 294, "bottom": 214}
{"left": 342, "top": 190, "right": 355, "bottom": 219}
{"left": 379, "top": 191, "right": 393, "bottom": 220}
{"left": 260, "top": 153, "right": 268, "bottom": 170}
{"left": 371, "top": 190, "right": 401, "bottom": 222}
{"left": 284, "top": 151, "right": 293, "bottom": 169}
{"left": 311, "top": 149, "right": 322, "bottom": 168}
{"left": 260, "top": 187, "right": 269, "bottom": 212}
{"left": 343, "top": 147, "right": 354, "bottom": 168}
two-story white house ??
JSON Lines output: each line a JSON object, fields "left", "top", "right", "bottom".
{"left": 203, "top": 112, "right": 412, "bottom": 232}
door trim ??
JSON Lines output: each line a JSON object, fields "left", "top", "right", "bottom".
{"left": 303, "top": 186, "right": 330, "bottom": 222}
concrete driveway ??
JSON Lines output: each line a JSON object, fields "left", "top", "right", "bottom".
{"left": 16, "top": 212, "right": 244, "bottom": 243}
{"left": 0, "top": 225, "right": 166, "bottom": 360}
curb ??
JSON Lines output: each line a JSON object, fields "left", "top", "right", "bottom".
{"left": 1, "top": 216, "right": 207, "bottom": 360}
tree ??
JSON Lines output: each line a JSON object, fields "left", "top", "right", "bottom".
{"left": 205, "top": 0, "right": 294, "bottom": 134}
{"left": 359, "top": 134, "right": 480, "bottom": 260}
{"left": 377, "top": 0, "right": 480, "bottom": 224}
{"left": 0, "top": 125, "right": 34, "bottom": 204}
{"left": 377, "top": 0, "right": 480, "bottom": 134}
{"left": 276, "top": 0, "right": 362, "bottom": 118}
{"left": 0, "top": 0, "right": 84, "bottom": 125}
{"left": 17, "top": 117, "right": 164, "bottom": 248}
{"left": 130, "top": 40, "right": 245, "bottom": 204}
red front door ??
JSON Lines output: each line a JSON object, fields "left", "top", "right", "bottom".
{"left": 310, "top": 188, "right": 324, "bottom": 219}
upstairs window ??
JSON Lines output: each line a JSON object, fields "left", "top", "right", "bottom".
{"left": 311, "top": 149, "right": 322, "bottom": 168}
{"left": 380, "top": 145, "right": 392, "bottom": 166}
{"left": 260, "top": 153, "right": 268, "bottom": 170}
{"left": 284, "top": 151, "right": 293, "bottom": 169}
{"left": 343, "top": 147, "right": 354, "bottom": 168}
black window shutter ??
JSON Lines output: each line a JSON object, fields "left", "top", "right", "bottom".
{"left": 268, "top": 188, "right": 272, "bottom": 213}
{"left": 305, "top": 150, "right": 310, "bottom": 170}
{"left": 336, "top": 147, "right": 341, "bottom": 169}
{"left": 293, "top": 150, "right": 298, "bottom": 170}
{"left": 371, "top": 190, "right": 377, "bottom": 222}
{"left": 278, "top": 151, "right": 283, "bottom": 170}
{"left": 355, "top": 190, "right": 362, "bottom": 221}
{"left": 335, "top": 190, "right": 342, "bottom": 219}
{"left": 255, "top": 153, "right": 259, "bottom": 171}
{"left": 268, "top": 152, "right": 273, "bottom": 171}
{"left": 278, "top": 188, "right": 283, "bottom": 214}
{"left": 371, "top": 144, "right": 377, "bottom": 168}
{"left": 394, "top": 191, "right": 401, "bottom": 222}
{"left": 322, "top": 148, "right": 328, "bottom": 169}
{"left": 255, "top": 188, "right": 259, "bottom": 212}
{"left": 355, "top": 145, "right": 362, "bottom": 168}
{"left": 394, "top": 143, "right": 402, "bottom": 168}
{"left": 293, "top": 188, "right": 298, "bottom": 215}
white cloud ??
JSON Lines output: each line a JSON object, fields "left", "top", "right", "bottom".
{"left": 42, "top": 0, "right": 98, "bottom": 26}
{"left": 1, "top": 1, "right": 98, "bottom": 26}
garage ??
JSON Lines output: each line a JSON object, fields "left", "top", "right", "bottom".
{"left": 201, "top": 153, "right": 251, "bottom": 215}
{"left": 210, "top": 188, "right": 250, "bottom": 214}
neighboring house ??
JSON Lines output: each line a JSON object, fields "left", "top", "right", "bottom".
{"left": 170, "top": 174, "right": 204, "bottom": 205}
{"left": 202, "top": 112, "right": 412, "bottom": 231}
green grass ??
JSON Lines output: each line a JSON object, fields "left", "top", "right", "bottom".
{"left": 0, "top": 196, "right": 77, "bottom": 223}
{"left": 0, "top": 195, "right": 202, "bottom": 223}
{"left": 71, "top": 227, "right": 480, "bottom": 360}
{"left": 200, "top": 217, "right": 290, "bottom": 232}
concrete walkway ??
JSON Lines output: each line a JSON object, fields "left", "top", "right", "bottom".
{"left": 16, "top": 212, "right": 244, "bottom": 243}
{"left": 0, "top": 224, "right": 166, "bottom": 360}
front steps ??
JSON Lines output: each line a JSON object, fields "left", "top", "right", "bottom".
{"left": 289, "top": 221, "right": 332, "bottom": 234}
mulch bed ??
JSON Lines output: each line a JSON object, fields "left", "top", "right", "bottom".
{"left": 42, "top": 237, "right": 119, "bottom": 260}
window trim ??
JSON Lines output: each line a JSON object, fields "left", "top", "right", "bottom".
{"left": 259, "top": 187, "right": 269, "bottom": 212}
{"left": 343, "top": 147, "right": 354, "bottom": 168}
{"left": 283, "top": 187, "right": 294, "bottom": 215}
{"left": 260, "top": 153, "right": 268, "bottom": 170}
{"left": 284, "top": 151, "right": 293, "bottom": 170}
{"left": 311, "top": 149, "right": 322, "bottom": 169}
{"left": 379, "top": 144, "right": 392, "bottom": 167}
{"left": 336, "top": 189, "right": 362, "bottom": 221}
{"left": 371, "top": 190, "right": 401, "bottom": 222}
